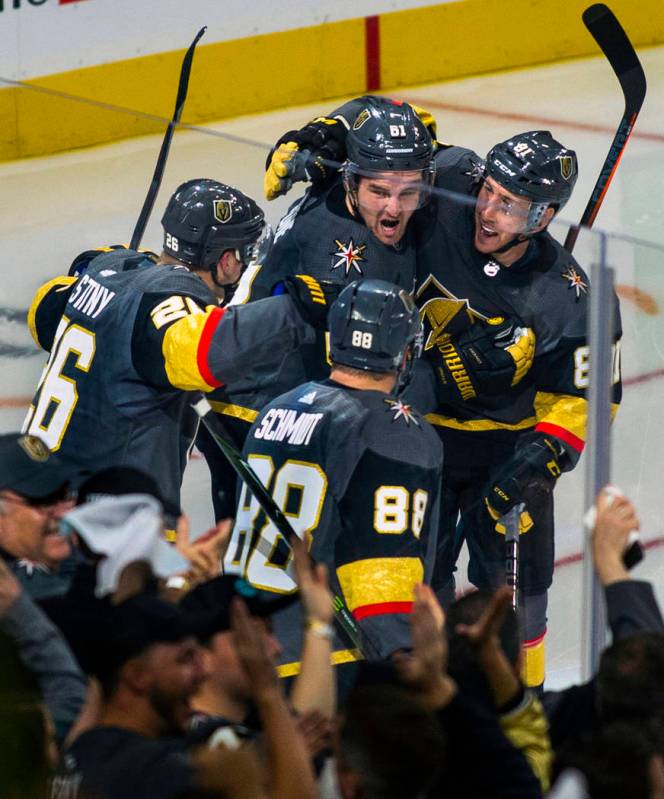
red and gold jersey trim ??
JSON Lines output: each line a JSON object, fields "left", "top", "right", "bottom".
{"left": 197, "top": 307, "right": 226, "bottom": 389}
{"left": 161, "top": 306, "right": 224, "bottom": 391}
{"left": 353, "top": 601, "right": 413, "bottom": 620}
{"left": 336, "top": 556, "right": 423, "bottom": 616}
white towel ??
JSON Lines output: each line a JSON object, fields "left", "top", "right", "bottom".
{"left": 61, "top": 494, "right": 189, "bottom": 597}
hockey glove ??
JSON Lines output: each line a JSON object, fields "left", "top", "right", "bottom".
{"left": 281, "top": 275, "right": 342, "bottom": 329}
{"left": 264, "top": 117, "right": 348, "bottom": 200}
{"left": 410, "top": 102, "right": 439, "bottom": 143}
{"left": 434, "top": 318, "right": 535, "bottom": 402}
{"left": 484, "top": 433, "right": 566, "bottom": 534}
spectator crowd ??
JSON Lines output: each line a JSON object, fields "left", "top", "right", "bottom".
{"left": 1, "top": 429, "right": 662, "bottom": 799}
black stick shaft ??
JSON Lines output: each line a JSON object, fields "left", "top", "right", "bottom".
{"left": 503, "top": 503, "right": 524, "bottom": 612}
{"left": 129, "top": 27, "right": 207, "bottom": 251}
{"left": 565, "top": 4, "right": 646, "bottom": 252}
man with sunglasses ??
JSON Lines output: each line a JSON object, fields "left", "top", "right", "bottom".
{"left": 0, "top": 433, "right": 75, "bottom": 599}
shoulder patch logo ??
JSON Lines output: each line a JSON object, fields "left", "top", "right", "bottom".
{"left": 298, "top": 391, "right": 317, "bottom": 405}
{"left": 213, "top": 199, "right": 233, "bottom": 224}
{"left": 331, "top": 239, "right": 366, "bottom": 276}
{"left": 560, "top": 155, "right": 575, "bottom": 180}
{"left": 562, "top": 266, "right": 588, "bottom": 299}
{"left": 384, "top": 398, "right": 420, "bottom": 427}
{"left": 483, "top": 260, "right": 500, "bottom": 277}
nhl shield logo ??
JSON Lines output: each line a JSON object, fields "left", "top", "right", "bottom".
{"left": 559, "top": 156, "right": 574, "bottom": 180}
{"left": 213, "top": 199, "right": 233, "bottom": 224}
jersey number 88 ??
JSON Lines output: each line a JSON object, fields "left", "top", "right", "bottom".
{"left": 224, "top": 455, "right": 428, "bottom": 593}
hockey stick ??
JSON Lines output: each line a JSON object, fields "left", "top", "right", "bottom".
{"left": 129, "top": 27, "right": 207, "bottom": 251}
{"left": 191, "top": 396, "right": 371, "bottom": 658}
{"left": 564, "top": 4, "right": 647, "bottom": 252}
{"left": 502, "top": 502, "right": 525, "bottom": 612}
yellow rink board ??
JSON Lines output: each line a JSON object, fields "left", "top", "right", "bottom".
{"left": 1, "top": 0, "right": 662, "bottom": 162}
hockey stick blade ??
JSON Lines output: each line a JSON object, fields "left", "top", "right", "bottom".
{"left": 564, "top": 4, "right": 646, "bottom": 252}
{"left": 191, "top": 396, "right": 369, "bottom": 657}
{"left": 129, "top": 26, "right": 207, "bottom": 251}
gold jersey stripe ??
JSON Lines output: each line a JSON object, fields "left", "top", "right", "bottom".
{"left": 425, "top": 413, "right": 537, "bottom": 432}
{"left": 27, "top": 276, "right": 76, "bottom": 347}
{"left": 336, "top": 557, "right": 423, "bottom": 613}
{"left": 534, "top": 392, "right": 588, "bottom": 441}
{"left": 208, "top": 401, "right": 259, "bottom": 424}
{"left": 277, "top": 647, "right": 363, "bottom": 678}
{"left": 161, "top": 309, "right": 219, "bottom": 392}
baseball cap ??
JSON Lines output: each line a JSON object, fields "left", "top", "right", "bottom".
{"left": 181, "top": 574, "right": 299, "bottom": 641}
{"left": 0, "top": 433, "right": 73, "bottom": 500}
{"left": 76, "top": 465, "right": 163, "bottom": 506}
{"left": 78, "top": 592, "right": 200, "bottom": 679}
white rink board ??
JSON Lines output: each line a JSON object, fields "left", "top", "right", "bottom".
{"left": 0, "top": 0, "right": 449, "bottom": 81}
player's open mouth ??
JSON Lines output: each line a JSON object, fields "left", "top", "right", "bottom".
{"left": 479, "top": 221, "right": 497, "bottom": 237}
{"left": 381, "top": 218, "right": 399, "bottom": 230}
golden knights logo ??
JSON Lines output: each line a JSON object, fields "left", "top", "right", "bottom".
{"left": 416, "top": 274, "right": 493, "bottom": 350}
{"left": 416, "top": 275, "right": 497, "bottom": 402}
{"left": 352, "top": 108, "right": 371, "bottom": 130}
{"left": 213, "top": 199, "right": 233, "bottom": 224}
{"left": 331, "top": 239, "right": 366, "bottom": 276}
{"left": 18, "top": 434, "right": 50, "bottom": 462}
{"left": 559, "top": 155, "right": 575, "bottom": 180}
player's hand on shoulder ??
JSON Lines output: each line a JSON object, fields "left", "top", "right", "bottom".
{"left": 433, "top": 317, "right": 536, "bottom": 403}
{"left": 264, "top": 116, "right": 348, "bottom": 200}
{"left": 278, "top": 274, "right": 342, "bottom": 329}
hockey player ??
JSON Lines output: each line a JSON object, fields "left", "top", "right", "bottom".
{"left": 242, "top": 96, "right": 435, "bottom": 303}
{"left": 223, "top": 279, "right": 443, "bottom": 673}
{"left": 202, "top": 101, "right": 438, "bottom": 517}
{"left": 414, "top": 131, "right": 622, "bottom": 687}
{"left": 23, "top": 180, "right": 333, "bottom": 520}
{"left": 264, "top": 108, "right": 622, "bottom": 687}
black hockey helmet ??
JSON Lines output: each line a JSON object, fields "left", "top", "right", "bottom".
{"left": 161, "top": 179, "right": 272, "bottom": 272}
{"left": 328, "top": 279, "right": 422, "bottom": 378}
{"left": 485, "top": 130, "right": 578, "bottom": 230}
{"left": 343, "top": 98, "right": 435, "bottom": 207}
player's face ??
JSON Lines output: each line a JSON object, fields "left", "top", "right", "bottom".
{"left": 0, "top": 489, "right": 73, "bottom": 565}
{"left": 146, "top": 638, "right": 209, "bottom": 733}
{"left": 474, "top": 176, "right": 534, "bottom": 254}
{"left": 355, "top": 171, "right": 423, "bottom": 246}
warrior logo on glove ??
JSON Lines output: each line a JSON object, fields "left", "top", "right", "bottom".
{"left": 416, "top": 274, "right": 536, "bottom": 401}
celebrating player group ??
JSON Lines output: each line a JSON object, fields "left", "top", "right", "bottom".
{"left": 24, "top": 92, "right": 622, "bottom": 689}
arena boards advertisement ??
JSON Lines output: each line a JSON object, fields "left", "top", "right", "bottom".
{"left": 0, "top": 0, "right": 441, "bottom": 80}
